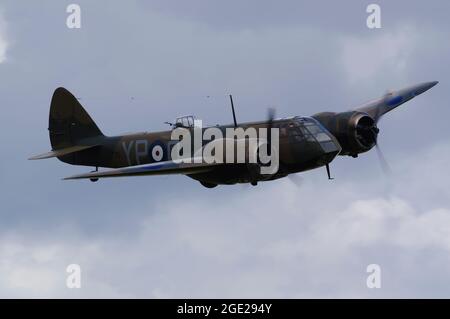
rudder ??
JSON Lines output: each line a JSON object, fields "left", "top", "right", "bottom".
{"left": 49, "top": 87, "right": 104, "bottom": 150}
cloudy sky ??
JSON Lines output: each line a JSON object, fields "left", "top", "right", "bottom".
{"left": 0, "top": 0, "right": 449, "bottom": 298}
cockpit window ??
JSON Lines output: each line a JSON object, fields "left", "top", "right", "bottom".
{"left": 304, "top": 124, "right": 332, "bottom": 142}
{"left": 286, "top": 122, "right": 306, "bottom": 142}
{"left": 290, "top": 116, "right": 339, "bottom": 152}
{"left": 292, "top": 117, "right": 333, "bottom": 143}
{"left": 174, "top": 115, "right": 197, "bottom": 128}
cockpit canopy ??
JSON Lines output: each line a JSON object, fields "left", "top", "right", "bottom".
{"left": 292, "top": 117, "right": 340, "bottom": 153}
{"left": 176, "top": 115, "right": 195, "bottom": 128}
{"left": 168, "top": 115, "right": 201, "bottom": 129}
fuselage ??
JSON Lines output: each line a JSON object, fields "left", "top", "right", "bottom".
{"left": 59, "top": 116, "right": 341, "bottom": 185}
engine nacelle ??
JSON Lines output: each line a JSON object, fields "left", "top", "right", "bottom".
{"left": 312, "top": 111, "right": 378, "bottom": 157}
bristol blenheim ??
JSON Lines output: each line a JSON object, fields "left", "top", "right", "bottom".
{"left": 30, "top": 82, "right": 438, "bottom": 188}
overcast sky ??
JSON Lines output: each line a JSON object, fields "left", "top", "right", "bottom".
{"left": 0, "top": 0, "right": 449, "bottom": 298}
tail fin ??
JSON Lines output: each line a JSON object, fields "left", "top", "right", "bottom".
{"left": 49, "top": 87, "right": 104, "bottom": 150}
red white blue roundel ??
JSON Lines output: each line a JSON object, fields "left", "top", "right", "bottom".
{"left": 149, "top": 141, "right": 166, "bottom": 162}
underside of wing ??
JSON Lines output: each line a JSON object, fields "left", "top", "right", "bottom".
{"left": 63, "top": 158, "right": 223, "bottom": 180}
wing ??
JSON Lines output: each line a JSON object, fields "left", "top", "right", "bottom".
{"left": 355, "top": 81, "right": 438, "bottom": 122}
{"left": 63, "top": 158, "right": 222, "bottom": 180}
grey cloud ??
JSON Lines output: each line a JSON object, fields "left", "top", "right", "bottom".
{"left": 1, "top": 141, "right": 450, "bottom": 298}
{"left": 0, "top": 0, "right": 449, "bottom": 298}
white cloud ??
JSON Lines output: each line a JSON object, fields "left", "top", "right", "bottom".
{"left": 340, "top": 26, "right": 418, "bottom": 85}
{"left": 0, "top": 11, "right": 8, "bottom": 63}
{"left": 0, "top": 236, "right": 130, "bottom": 298}
{"left": 1, "top": 141, "right": 450, "bottom": 298}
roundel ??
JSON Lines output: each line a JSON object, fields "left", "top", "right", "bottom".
{"left": 149, "top": 141, "right": 166, "bottom": 162}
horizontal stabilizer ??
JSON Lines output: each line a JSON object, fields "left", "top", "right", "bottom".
{"left": 28, "top": 145, "right": 98, "bottom": 160}
{"left": 63, "top": 158, "right": 221, "bottom": 180}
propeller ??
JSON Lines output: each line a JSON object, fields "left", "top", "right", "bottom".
{"left": 373, "top": 91, "right": 393, "bottom": 175}
{"left": 268, "top": 107, "right": 306, "bottom": 187}
{"left": 267, "top": 107, "right": 276, "bottom": 123}
{"left": 355, "top": 97, "right": 392, "bottom": 175}
{"left": 351, "top": 89, "right": 393, "bottom": 175}
{"left": 288, "top": 173, "right": 304, "bottom": 188}
{"left": 367, "top": 105, "right": 392, "bottom": 175}
{"left": 375, "top": 143, "right": 391, "bottom": 175}
{"left": 267, "top": 107, "right": 276, "bottom": 153}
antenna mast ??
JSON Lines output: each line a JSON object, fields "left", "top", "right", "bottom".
{"left": 229, "top": 94, "right": 238, "bottom": 127}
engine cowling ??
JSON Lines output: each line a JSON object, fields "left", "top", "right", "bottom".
{"left": 312, "top": 111, "right": 379, "bottom": 157}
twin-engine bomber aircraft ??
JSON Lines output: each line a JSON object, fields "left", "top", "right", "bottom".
{"left": 30, "top": 81, "right": 438, "bottom": 188}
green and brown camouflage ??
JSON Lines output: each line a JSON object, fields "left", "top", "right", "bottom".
{"left": 30, "top": 82, "right": 438, "bottom": 188}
